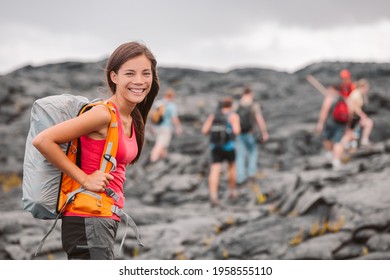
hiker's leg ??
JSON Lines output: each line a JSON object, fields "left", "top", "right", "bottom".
{"left": 360, "top": 117, "right": 373, "bottom": 146}
{"left": 322, "top": 123, "right": 333, "bottom": 152}
{"left": 150, "top": 127, "right": 171, "bottom": 162}
{"left": 208, "top": 162, "right": 222, "bottom": 203}
{"left": 227, "top": 160, "right": 238, "bottom": 199}
{"left": 247, "top": 133, "right": 258, "bottom": 179}
{"left": 323, "top": 140, "right": 333, "bottom": 153}
{"left": 62, "top": 216, "right": 118, "bottom": 260}
{"left": 340, "top": 127, "right": 353, "bottom": 149}
{"left": 150, "top": 143, "right": 164, "bottom": 162}
{"left": 331, "top": 124, "right": 348, "bottom": 169}
{"left": 322, "top": 139, "right": 333, "bottom": 160}
{"left": 85, "top": 217, "right": 118, "bottom": 260}
{"left": 321, "top": 123, "right": 333, "bottom": 160}
{"left": 332, "top": 143, "right": 344, "bottom": 169}
{"left": 235, "top": 134, "right": 247, "bottom": 184}
{"left": 160, "top": 147, "right": 168, "bottom": 160}
{"left": 62, "top": 216, "right": 90, "bottom": 259}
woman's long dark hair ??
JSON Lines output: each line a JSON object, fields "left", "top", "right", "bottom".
{"left": 105, "top": 42, "right": 160, "bottom": 163}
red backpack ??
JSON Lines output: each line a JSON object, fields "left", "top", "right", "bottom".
{"left": 332, "top": 97, "right": 349, "bottom": 123}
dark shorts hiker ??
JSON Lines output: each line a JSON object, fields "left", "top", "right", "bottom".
{"left": 62, "top": 216, "right": 119, "bottom": 260}
{"left": 211, "top": 147, "right": 235, "bottom": 163}
{"left": 322, "top": 120, "right": 346, "bottom": 143}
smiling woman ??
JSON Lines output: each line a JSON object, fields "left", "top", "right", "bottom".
{"left": 31, "top": 41, "right": 160, "bottom": 260}
{"left": 109, "top": 55, "right": 153, "bottom": 116}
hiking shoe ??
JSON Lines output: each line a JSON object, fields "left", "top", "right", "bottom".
{"left": 360, "top": 139, "right": 372, "bottom": 148}
{"left": 236, "top": 179, "right": 248, "bottom": 188}
{"left": 324, "top": 151, "right": 333, "bottom": 161}
{"left": 332, "top": 159, "right": 342, "bottom": 171}
{"left": 229, "top": 190, "right": 239, "bottom": 200}
{"left": 210, "top": 196, "right": 220, "bottom": 208}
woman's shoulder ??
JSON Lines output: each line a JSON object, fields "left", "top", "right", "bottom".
{"left": 228, "top": 111, "right": 240, "bottom": 120}
{"left": 81, "top": 103, "right": 112, "bottom": 125}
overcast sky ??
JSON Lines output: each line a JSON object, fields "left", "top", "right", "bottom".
{"left": 1, "top": 0, "right": 389, "bottom": 75}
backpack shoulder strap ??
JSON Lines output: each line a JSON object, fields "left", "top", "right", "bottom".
{"left": 100, "top": 101, "right": 118, "bottom": 173}
{"left": 77, "top": 100, "right": 119, "bottom": 172}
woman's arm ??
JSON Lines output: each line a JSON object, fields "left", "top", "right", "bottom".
{"left": 32, "top": 105, "right": 114, "bottom": 192}
{"left": 316, "top": 94, "right": 333, "bottom": 133}
{"left": 255, "top": 111, "right": 269, "bottom": 142}
{"left": 229, "top": 112, "right": 241, "bottom": 135}
{"left": 201, "top": 114, "right": 214, "bottom": 135}
{"left": 172, "top": 116, "right": 183, "bottom": 135}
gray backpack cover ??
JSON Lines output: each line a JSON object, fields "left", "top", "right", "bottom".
{"left": 22, "top": 94, "right": 89, "bottom": 219}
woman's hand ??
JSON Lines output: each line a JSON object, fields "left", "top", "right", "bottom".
{"left": 82, "top": 170, "right": 114, "bottom": 192}
{"left": 315, "top": 122, "right": 324, "bottom": 135}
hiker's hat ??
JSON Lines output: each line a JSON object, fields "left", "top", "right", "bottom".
{"left": 340, "top": 69, "right": 351, "bottom": 79}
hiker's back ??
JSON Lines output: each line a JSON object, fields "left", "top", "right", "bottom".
{"left": 331, "top": 96, "right": 349, "bottom": 124}
{"left": 158, "top": 100, "right": 177, "bottom": 128}
{"left": 347, "top": 88, "right": 365, "bottom": 111}
{"left": 236, "top": 101, "right": 255, "bottom": 133}
{"left": 209, "top": 110, "right": 234, "bottom": 149}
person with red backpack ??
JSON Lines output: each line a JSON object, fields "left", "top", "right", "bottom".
{"left": 315, "top": 85, "right": 348, "bottom": 170}
{"left": 32, "top": 42, "right": 160, "bottom": 259}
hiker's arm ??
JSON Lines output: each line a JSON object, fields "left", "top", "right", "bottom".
{"left": 201, "top": 115, "right": 214, "bottom": 135}
{"left": 32, "top": 106, "right": 114, "bottom": 192}
{"left": 306, "top": 75, "right": 327, "bottom": 96}
{"left": 255, "top": 113, "right": 269, "bottom": 142}
{"left": 230, "top": 113, "right": 241, "bottom": 135}
{"left": 254, "top": 104, "right": 268, "bottom": 142}
{"left": 316, "top": 94, "right": 332, "bottom": 133}
{"left": 172, "top": 116, "right": 183, "bottom": 135}
{"left": 350, "top": 99, "right": 368, "bottom": 120}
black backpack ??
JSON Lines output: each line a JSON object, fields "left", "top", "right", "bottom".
{"left": 209, "top": 111, "right": 234, "bottom": 148}
{"left": 237, "top": 104, "right": 254, "bottom": 133}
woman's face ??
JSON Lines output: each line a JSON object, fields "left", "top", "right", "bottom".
{"left": 110, "top": 54, "right": 153, "bottom": 104}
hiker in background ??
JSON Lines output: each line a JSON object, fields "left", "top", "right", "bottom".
{"left": 32, "top": 42, "right": 160, "bottom": 259}
{"left": 338, "top": 68, "right": 361, "bottom": 152}
{"left": 201, "top": 97, "right": 241, "bottom": 206}
{"left": 339, "top": 69, "right": 356, "bottom": 98}
{"left": 235, "top": 87, "right": 269, "bottom": 186}
{"left": 150, "top": 88, "right": 182, "bottom": 163}
{"left": 342, "top": 79, "right": 373, "bottom": 148}
{"left": 315, "top": 85, "right": 348, "bottom": 170}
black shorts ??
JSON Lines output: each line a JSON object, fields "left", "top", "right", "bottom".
{"left": 211, "top": 147, "right": 235, "bottom": 163}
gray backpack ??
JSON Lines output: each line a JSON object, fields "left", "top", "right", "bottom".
{"left": 22, "top": 94, "right": 89, "bottom": 219}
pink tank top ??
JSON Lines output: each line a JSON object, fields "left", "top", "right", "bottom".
{"left": 65, "top": 104, "right": 138, "bottom": 220}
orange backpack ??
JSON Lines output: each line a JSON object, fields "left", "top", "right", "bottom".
{"left": 58, "top": 100, "right": 120, "bottom": 217}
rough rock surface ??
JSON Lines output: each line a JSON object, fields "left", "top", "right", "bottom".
{"left": 0, "top": 60, "right": 390, "bottom": 260}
